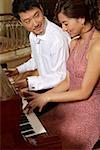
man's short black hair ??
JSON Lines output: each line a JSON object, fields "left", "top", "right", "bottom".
{"left": 12, "top": 0, "right": 42, "bottom": 20}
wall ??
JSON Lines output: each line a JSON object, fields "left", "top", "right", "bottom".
{"left": 0, "top": 0, "right": 12, "bottom": 13}
{"left": 0, "top": 0, "right": 31, "bottom": 68}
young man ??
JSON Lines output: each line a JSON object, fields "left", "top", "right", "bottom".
{"left": 11, "top": 0, "right": 70, "bottom": 91}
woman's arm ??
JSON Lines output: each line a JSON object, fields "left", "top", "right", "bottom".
{"left": 23, "top": 71, "right": 70, "bottom": 113}
{"left": 24, "top": 39, "right": 100, "bottom": 113}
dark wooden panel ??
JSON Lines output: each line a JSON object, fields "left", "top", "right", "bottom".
{"left": 40, "top": 0, "right": 58, "bottom": 21}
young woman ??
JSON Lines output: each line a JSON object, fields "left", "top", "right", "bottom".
{"left": 24, "top": 0, "right": 100, "bottom": 149}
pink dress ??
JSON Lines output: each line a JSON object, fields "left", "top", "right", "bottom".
{"left": 39, "top": 28, "right": 100, "bottom": 150}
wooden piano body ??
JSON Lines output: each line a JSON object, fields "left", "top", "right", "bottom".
{"left": 0, "top": 65, "right": 35, "bottom": 149}
{"left": 0, "top": 96, "right": 62, "bottom": 150}
{"left": 0, "top": 65, "right": 99, "bottom": 149}
{"left": 0, "top": 66, "right": 62, "bottom": 150}
{"left": 0, "top": 95, "right": 36, "bottom": 150}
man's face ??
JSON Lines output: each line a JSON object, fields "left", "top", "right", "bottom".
{"left": 19, "top": 7, "right": 45, "bottom": 35}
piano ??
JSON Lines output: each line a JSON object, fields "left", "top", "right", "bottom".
{"left": 1, "top": 65, "right": 99, "bottom": 149}
{"left": 0, "top": 65, "right": 36, "bottom": 149}
{"left": 0, "top": 65, "right": 62, "bottom": 150}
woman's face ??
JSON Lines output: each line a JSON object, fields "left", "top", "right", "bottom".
{"left": 58, "top": 12, "right": 83, "bottom": 38}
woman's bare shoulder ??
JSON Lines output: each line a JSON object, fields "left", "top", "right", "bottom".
{"left": 90, "top": 35, "right": 100, "bottom": 59}
{"left": 92, "top": 31, "right": 100, "bottom": 51}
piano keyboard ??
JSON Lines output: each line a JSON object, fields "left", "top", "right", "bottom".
{"left": 2, "top": 69, "right": 47, "bottom": 139}
{"left": 20, "top": 113, "right": 35, "bottom": 138}
{"left": 20, "top": 110, "right": 47, "bottom": 138}
{"left": 20, "top": 98, "right": 46, "bottom": 138}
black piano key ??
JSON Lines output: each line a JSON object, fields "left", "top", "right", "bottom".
{"left": 20, "top": 117, "right": 29, "bottom": 124}
{"left": 20, "top": 123, "right": 33, "bottom": 131}
{"left": 21, "top": 113, "right": 28, "bottom": 119}
{"left": 20, "top": 113, "right": 29, "bottom": 124}
{"left": 22, "top": 130, "right": 35, "bottom": 136}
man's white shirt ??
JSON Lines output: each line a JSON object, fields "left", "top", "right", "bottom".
{"left": 17, "top": 18, "right": 70, "bottom": 91}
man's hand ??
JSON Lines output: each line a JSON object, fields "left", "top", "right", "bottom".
{"left": 14, "top": 79, "right": 28, "bottom": 89}
{"left": 6, "top": 68, "right": 19, "bottom": 77}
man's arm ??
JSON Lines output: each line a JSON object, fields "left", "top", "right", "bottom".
{"left": 17, "top": 57, "right": 36, "bottom": 73}
{"left": 27, "top": 38, "right": 69, "bottom": 91}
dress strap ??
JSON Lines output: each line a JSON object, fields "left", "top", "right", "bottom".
{"left": 80, "top": 27, "right": 95, "bottom": 58}
{"left": 69, "top": 27, "right": 95, "bottom": 59}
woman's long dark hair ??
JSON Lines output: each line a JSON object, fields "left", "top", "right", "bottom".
{"left": 54, "top": 0, "right": 99, "bottom": 29}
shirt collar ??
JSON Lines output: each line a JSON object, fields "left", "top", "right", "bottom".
{"left": 31, "top": 17, "right": 49, "bottom": 43}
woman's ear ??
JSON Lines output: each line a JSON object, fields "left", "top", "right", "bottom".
{"left": 78, "top": 17, "right": 85, "bottom": 26}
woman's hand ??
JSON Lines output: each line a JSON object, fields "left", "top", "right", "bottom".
{"left": 22, "top": 90, "right": 39, "bottom": 102}
{"left": 24, "top": 93, "right": 50, "bottom": 114}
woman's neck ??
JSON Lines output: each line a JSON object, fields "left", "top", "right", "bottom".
{"left": 80, "top": 23, "right": 93, "bottom": 39}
